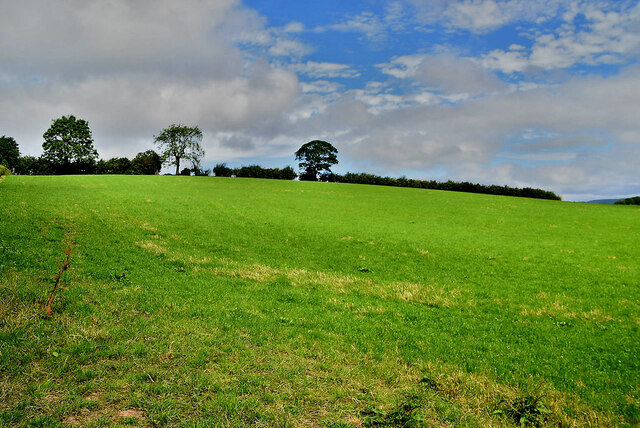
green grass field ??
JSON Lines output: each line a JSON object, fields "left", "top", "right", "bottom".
{"left": 1, "top": 175, "right": 638, "bottom": 427}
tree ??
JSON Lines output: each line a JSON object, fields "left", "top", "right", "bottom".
{"left": 0, "top": 135, "right": 20, "bottom": 172}
{"left": 131, "top": 150, "right": 162, "bottom": 175}
{"left": 294, "top": 140, "right": 338, "bottom": 181}
{"left": 213, "top": 163, "right": 233, "bottom": 177}
{"left": 154, "top": 124, "right": 204, "bottom": 176}
{"left": 42, "top": 115, "right": 98, "bottom": 174}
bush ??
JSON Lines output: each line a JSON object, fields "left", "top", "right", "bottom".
{"left": 233, "top": 165, "right": 297, "bottom": 180}
{"left": 277, "top": 166, "right": 298, "bottom": 180}
{"left": 213, "top": 163, "right": 233, "bottom": 177}
{"left": 234, "top": 165, "right": 267, "bottom": 178}
{"left": 0, "top": 164, "right": 11, "bottom": 179}
{"left": 131, "top": 150, "right": 162, "bottom": 175}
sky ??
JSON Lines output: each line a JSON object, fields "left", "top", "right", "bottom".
{"left": 1, "top": 0, "right": 640, "bottom": 201}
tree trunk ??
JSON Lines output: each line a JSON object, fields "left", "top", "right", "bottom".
{"left": 175, "top": 157, "right": 180, "bottom": 176}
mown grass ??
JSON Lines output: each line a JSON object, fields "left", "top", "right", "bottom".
{"left": 1, "top": 175, "right": 638, "bottom": 427}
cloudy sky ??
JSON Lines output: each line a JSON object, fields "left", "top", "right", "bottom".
{"left": 2, "top": 0, "right": 640, "bottom": 200}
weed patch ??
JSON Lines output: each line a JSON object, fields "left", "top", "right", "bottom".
{"left": 43, "top": 243, "right": 72, "bottom": 318}
{"left": 494, "top": 391, "right": 551, "bottom": 427}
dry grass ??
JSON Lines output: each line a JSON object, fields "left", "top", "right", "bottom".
{"left": 202, "top": 259, "right": 465, "bottom": 308}
{"left": 135, "top": 240, "right": 167, "bottom": 255}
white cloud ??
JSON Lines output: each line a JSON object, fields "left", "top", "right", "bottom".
{"left": 281, "top": 21, "right": 305, "bottom": 33}
{"left": 268, "top": 39, "right": 312, "bottom": 57}
{"left": 444, "top": 0, "right": 510, "bottom": 33}
{"left": 300, "top": 80, "right": 344, "bottom": 94}
{"left": 498, "top": 152, "right": 578, "bottom": 162}
{"left": 481, "top": 2, "right": 640, "bottom": 73}
{"left": 0, "top": 0, "right": 250, "bottom": 80}
{"left": 380, "top": 53, "right": 506, "bottom": 95}
{"left": 482, "top": 49, "right": 531, "bottom": 74}
{"left": 312, "top": 3, "right": 416, "bottom": 43}
{"left": 404, "top": 0, "right": 565, "bottom": 33}
{"left": 0, "top": 68, "right": 299, "bottom": 156}
{"left": 319, "top": 12, "right": 387, "bottom": 42}
{"left": 287, "top": 61, "right": 360, "bottom": 79}
{"left": 0, "top": 0, "right": 300, "bottom": 159}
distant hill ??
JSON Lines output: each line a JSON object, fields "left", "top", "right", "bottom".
{"left": 587, "top": 199, "right": 620, "bottom": 204}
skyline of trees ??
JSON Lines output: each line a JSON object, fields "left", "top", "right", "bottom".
{"left": 1, "top": 117, "right": 568, "bottom": 201}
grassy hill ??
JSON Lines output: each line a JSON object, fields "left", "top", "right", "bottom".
{"left": 1, "top": 175, "right": 638, "bottom": 427}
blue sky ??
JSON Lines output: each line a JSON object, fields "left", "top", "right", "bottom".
{"left": 1, "top": 0, "right": 640, "bottom": 200}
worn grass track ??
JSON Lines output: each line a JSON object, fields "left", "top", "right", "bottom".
{"left": 1, "top": 175, "right": 638, "bottom": 426}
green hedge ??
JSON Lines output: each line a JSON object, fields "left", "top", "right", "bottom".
{"left": 325, "top": 172, "right": 562, "bottom": 201}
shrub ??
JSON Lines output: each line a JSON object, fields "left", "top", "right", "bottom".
{"left": 234, "top": 165, "right": 265, "bottom": 178}
{"left": 233, "top": 165, "right": 297, "bottom": 180}
{"left": 277, "top": 166, "right": 298, "bottom": 180}
{"left": 131, "top": 150, "right": 162, "bottom": 175}
{"left": 0, "top": 164, "right": 11, "bottom": 179}
{"left": 213, "top": 163, "right": 233, "bottom": 177}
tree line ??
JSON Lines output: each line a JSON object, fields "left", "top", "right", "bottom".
{"left": 0, "top": 116, "right": 211, "bottom": 176}
{"left": 1, "top": 115, "right": 562, "bottom": 200}
{"left": 614, "top": 196, "right": 640, "bottom": 205}
{"left": 323, "top": 172, "right": 561, "bottom": 200}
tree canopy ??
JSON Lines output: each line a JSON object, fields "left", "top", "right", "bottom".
{"left": 131, "top": 150, "right": 162, "bottom": 175}
{"left": 154, "top": 124, "right": 204, "bottom": 175}
{"left": 42, "top": 115, "right": 98, "bottom": 174}
{"left": 0, "top": 135, "right": 20, "bottom": 172}
{"left": 294, "top": 140, "right": 338, "bottom": 181}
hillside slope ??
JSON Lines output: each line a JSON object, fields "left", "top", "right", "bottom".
{"left": 1, "top": 175, "right": 638, "bottom": 426}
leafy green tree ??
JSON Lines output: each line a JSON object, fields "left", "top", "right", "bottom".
{"left": 0, "top": 135, "right": 20, "bottom": 172}
{"left": 42, "top": 115, "right": 98, "bottom": 174}
{"left": 131, "top": 150, "right": 162, "bottom": 175}
{"left": 294, "top": 140, "right": 338, "bottom": 181}
{"left": 154, "top": 124, "right": 204, "bottom": 176}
